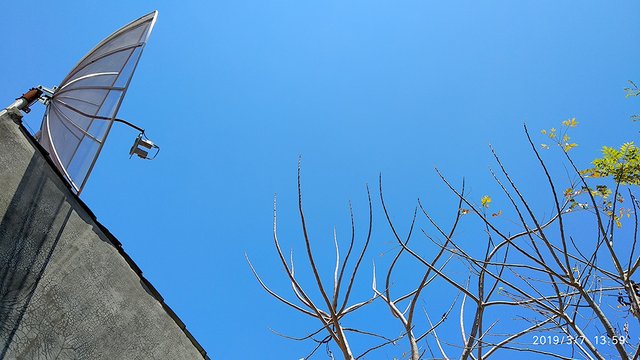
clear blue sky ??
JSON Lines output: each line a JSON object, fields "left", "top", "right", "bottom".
{"left": 1, "top": 1, "right": 639, "bottom": 358}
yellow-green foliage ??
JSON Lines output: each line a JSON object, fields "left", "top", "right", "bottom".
{"left": 537, "top": 86, "right": 639, "bottom": 232}
{"left": 582, "top": 142, "right": 640, "bottom": 185}
{"left": 480, "top": 195, "right": 491, "bottom": 208}
{"left": 541, "top": 118, "right": 578, "bottom": 152}
{"left": 580, "top": 82, "right": 640, "bottom": 184}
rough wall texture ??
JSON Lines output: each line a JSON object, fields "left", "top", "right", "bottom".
{"left": 0, "top": 109, "right": 207, "bottom": 360}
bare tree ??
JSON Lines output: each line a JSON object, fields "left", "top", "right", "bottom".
{"left": 248, "top": 123, "right": 640, "bottom": 359}
{"left": 246, "top": 162, "right": 385, "bottom": 360}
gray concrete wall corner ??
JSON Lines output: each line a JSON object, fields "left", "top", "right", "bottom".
{"left": 0, "top": 110, "right": 206, "bottom": 359}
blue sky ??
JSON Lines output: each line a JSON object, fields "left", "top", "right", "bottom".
{"left": 1, "top": 1, "right": 640, "bottom": 358}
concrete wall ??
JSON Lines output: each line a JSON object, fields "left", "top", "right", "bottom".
{"left": 0, "top": 108, "right": 207, "bottom": 359}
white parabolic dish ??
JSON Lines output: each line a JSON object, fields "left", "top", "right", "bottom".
{"left": 37, "top": 11, "right": 158, "bottom": 194}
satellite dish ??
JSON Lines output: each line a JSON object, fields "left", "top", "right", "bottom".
{"left": 13, "top": 11, "right": 160, "bottom": 194}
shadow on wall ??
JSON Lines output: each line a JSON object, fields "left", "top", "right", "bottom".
{"left": 0, "top": 152, "right": 72, "bottom": 357}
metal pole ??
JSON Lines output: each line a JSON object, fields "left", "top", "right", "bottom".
{"left": 1, "top": 88, "right": 43, "bottom": 118}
